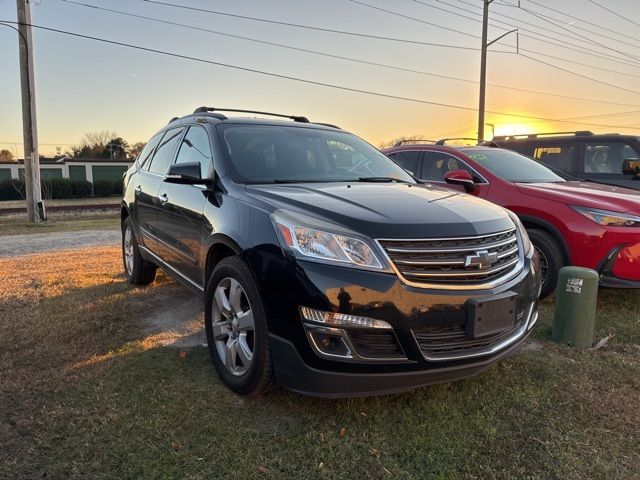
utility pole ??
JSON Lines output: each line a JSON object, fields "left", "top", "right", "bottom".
{"left": 16, "top": 0, "right": 44, "bottom": 223}
{"left": 477, "top": 0, "right": 517, "bottom": 143}
{"left": 477, "top": 0, "right": 491, "bottom": 144}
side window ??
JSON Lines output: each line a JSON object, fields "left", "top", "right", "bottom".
{"left": 422, "top": 152, "right": 474, "bottom": 181}
{"left": 585, "top": 142, "right": 640, "bottom": 175}
{"left": 175, "top": 126, "right": 213, "bottom": 178}
{"left": 532, "top": 143, "right": 576, "bottom": 173}
{"left": 138, "top": 133, "right": 163, "bottom": 171}
{"left": 387, "top": 151, "right": 420, "bottom": 176}
{"left": 147, "top": 128, "right": 184, "bottom": 175}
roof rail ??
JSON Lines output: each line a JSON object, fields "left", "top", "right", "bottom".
{"left": 168, "top": 116, "right": 180, "bottom": 124}
{"left": 435, "top": 137, "right": 478, "bottom": 146}
{"left": 192, "top": 107, "right": 310, "bottom": 123}
{"left": 492, "top": 130, "right": 594, "bottom": 141}
{"left": 393, "top": 139, "right": 436, "bottom": 146}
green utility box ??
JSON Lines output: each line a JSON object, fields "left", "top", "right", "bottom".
{"left": 552, "top": 266, "right": 599, "bottom": 348}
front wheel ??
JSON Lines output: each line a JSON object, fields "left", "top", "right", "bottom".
{"left": 204, "top": 256, "right": 276, "bottom": 396}
{"left": 528, "top": 228, "right": 565, "bottom": 299}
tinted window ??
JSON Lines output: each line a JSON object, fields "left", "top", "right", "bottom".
{"left": 387, "top": 151, "right": 420, "bottom": 176}
{"left": 220, "top": 125, "right": 415, "bottom": 184}
{"left": 464, "top": 148, "right": 564, "bottom": 183}
{"left": 147, "top": 128, "right": 184, "bottom": 175}
{"left": 422, "top": 151, "right": 475, "bottom": 181}
{"left": 138, "top": 133, "right": 163, "bottom": 171}
{"left": 175, "top": 126, "right": 213, "bottom": 178}
{"left": 532, "top": 143, "right": 576, "bottom": 173}
{"left": 584, "top": 142, "right": 640, "bottom": 175}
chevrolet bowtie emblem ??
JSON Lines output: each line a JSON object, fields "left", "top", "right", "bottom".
{"left": 464, "top": 250, "right": 498, "bottom": 269}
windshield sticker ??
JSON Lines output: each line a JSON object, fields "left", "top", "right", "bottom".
{"left": 469, "top": 153, "right": 487, "bottom": 160}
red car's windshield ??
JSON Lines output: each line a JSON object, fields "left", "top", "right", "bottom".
{"left": 464, "top": 148, "right": 565, "bottom": 183}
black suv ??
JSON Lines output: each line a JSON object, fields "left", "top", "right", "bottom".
{"left": 492, "top": 131, "right": 640, "bottom": 189}
{"left": 121, "top": 107, "right": 541, "bottom": 397}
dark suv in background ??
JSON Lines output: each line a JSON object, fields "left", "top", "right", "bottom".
{"left": 121, "top": 107, "right": 540, "bottom": 397}
{"left": 492, "top": 131, "right": 640, "bottom": 190}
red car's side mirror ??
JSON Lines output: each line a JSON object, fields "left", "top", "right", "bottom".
{"left": 444, "top": 169, "right": 477, "bottom": 193}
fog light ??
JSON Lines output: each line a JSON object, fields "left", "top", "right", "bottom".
{"left": 300, "top": 306, "right": 392, "bottom": 329}
{"left": 308, "top": 328, "right": 352, "bottom": 358}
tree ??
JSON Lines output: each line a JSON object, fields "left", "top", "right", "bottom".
{"left": 0, "top": 149, "right": 14, "bottom": 161}
{"left": 105, "top": 137, "right": 129, "bottom": 159}
{"left": 378, "top": 134, "right": 433, "bottom": 149}
{"left": 128, "top": 141, "right": 146, "bottom": 159}
{"left": 68, "top": 131, "right": 120, "bottom": 158}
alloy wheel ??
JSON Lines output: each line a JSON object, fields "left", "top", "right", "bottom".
{"left": 534, "top": 245, "right": 549, "bottom": 285}
{"left": 211, "top": 277, "right": 255, "bottom": 376}
{"left": 123, "top": 226, "right": 134, "bottom": 276}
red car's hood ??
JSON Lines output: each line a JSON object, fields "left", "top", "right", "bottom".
{"left": 516, "top": 181, "right": 640, "bottom": 214}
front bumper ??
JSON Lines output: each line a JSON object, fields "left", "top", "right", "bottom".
{"left": 598, "top": 243, "right": 640, "bottom": 288}
{"left": 247, "top": 248, "right": 540, "bottom": 396}
{"left": 270, "top": 325, "right": 531, "bottom": 397}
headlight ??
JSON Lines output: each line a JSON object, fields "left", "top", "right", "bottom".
{"left": 271, "top": 210, "right": 387, "bottom": 270}
{"left": 572, "top": 206, "right": 640, "bottom": 227}
{"left": 506, "top": 210, "right": 533, "bottom": 254}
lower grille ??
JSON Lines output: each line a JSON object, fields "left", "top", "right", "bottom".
{"left": 378, "top": 228, "right": 521, "bottom": 287}
{"left": 347, "top": 330, "right": 404, "bottom": 359}
{"left": 413, "top": 310, "right": 526, "bottom": 360}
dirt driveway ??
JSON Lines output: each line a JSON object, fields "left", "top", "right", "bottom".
{"left": 0, "top": 229, "right": 122, "bottom": 257}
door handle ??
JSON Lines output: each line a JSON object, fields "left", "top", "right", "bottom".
{"left": 134, "top": 185, "right": 142, "bottom": 194}
{"left": 158, "top": 193, "right": 169, "bottom": 204}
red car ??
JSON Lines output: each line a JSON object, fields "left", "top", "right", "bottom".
{"left": 383, "top": 141, "right": 640, "bottom": 298}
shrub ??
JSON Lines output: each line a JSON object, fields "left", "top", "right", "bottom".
{"left": 41, "top": 178, "right": 73, "bottom": 200}
{"left": 0, "top": 179, "right": 25, "bottom": 201}
{"left": 93, "top": 179, "right": 122, "bottom": 197}
{"left": 70, "top": 181, "right": 92, "bottom": 198}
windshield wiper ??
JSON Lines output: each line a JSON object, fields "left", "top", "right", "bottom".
{"left": 357, "top": 176, "right": 412, "bottom": 183}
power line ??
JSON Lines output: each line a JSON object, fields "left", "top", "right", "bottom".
{"left": 499, "top": 1, "right": 640, "bottom": 62}
{"left": 3, "top": 20, "right": 640, "bottom": 130}
{"left": 587, "top": 0, "right": 640, "bottom": 28}
{"left": 438, "top": 0, "right": 640, "bottom": 70}
{"left": 420, "top": 0, "right": 640, "bottom": 69}
{"left": 422, "top": 0, "right": 640, "bottom": 62}
{"left": 59, "top": 0, "right": 640, "bottom": 108}
{"left": 349, "top": 0, "right": 477, "bottom": 38}
{"left": 135, "top": 0, "right": 491, "bottom": 52}
{"left": 521, "top": 0, "right": 640, "bottom": 44}
{"left": 499, "top": 0, "right": 640, "bottom": 50}
{"left": 354, "top": 0, "right": 640, "bottom": 78}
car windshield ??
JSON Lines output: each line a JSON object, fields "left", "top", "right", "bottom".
{"left": 219, "top": 124, "right": 416, "bottom": 184}
{"left": 463, "top": 148, "right": 565, "bottom": 183}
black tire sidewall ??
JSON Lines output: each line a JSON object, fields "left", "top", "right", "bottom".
{"left": 528, "top": 229, "right": 564, "bottom": 299}
{"left": 204, "top": 257, "right": 271, "bottom": 395}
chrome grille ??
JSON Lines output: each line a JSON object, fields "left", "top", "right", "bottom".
{"left": 378, "top": 229, "right": 521, "bottom": 287}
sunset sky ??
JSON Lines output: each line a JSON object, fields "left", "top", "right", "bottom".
{"left": 1, "top": 0, "right": 639, "bottom": 157}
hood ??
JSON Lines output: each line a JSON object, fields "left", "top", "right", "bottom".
{"left": 516, "top": 181, "right": 640, "bottom": 214}
{"left": 245, "top": 182, "right": 513, "bottom": 238}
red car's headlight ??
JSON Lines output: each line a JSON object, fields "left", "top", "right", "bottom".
{"left": 572, "top": 206, "right": 640, "bottom": 227}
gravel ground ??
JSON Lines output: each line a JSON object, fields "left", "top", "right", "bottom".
{"left": 0, "top": 229, "right": 121, "bottom": 257}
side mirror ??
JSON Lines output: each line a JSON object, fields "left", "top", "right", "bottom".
{"left": 444, "top": 169, "right": 477, "bottom": 193}
{"left": 164, "top": 162, "right": 211, "bottom": 185}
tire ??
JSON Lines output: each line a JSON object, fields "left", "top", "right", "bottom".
{"left": 204, "top": 256, "right": 276, "bottom": 396}
{"left": 528, "top": 228, "right": 565, "bottom": 299}
{"left": 122, "top": 217, "right": 156, "bottom": 286}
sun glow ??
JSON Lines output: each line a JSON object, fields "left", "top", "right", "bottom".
{"left": 491, "top": 122, "right": 553, "bottom": 138}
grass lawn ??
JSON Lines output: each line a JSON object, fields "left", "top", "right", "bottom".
{"left": 1, "top": 247, "right": 639, "bottom": 479}
{"left": 0, "top": 211, "right": 119, "bottom": 236}
{"left": 0, "top": 197, "right": 120, "bottom": 209}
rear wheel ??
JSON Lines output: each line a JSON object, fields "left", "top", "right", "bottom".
{"left": 527, "top": 228, "right": 565, "bottom": 299}
{"left": 122, "top": 217, "right": 156, "bottom": 285}
{"left": 204, "top": 256, "right": 276, "bottom": 395}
